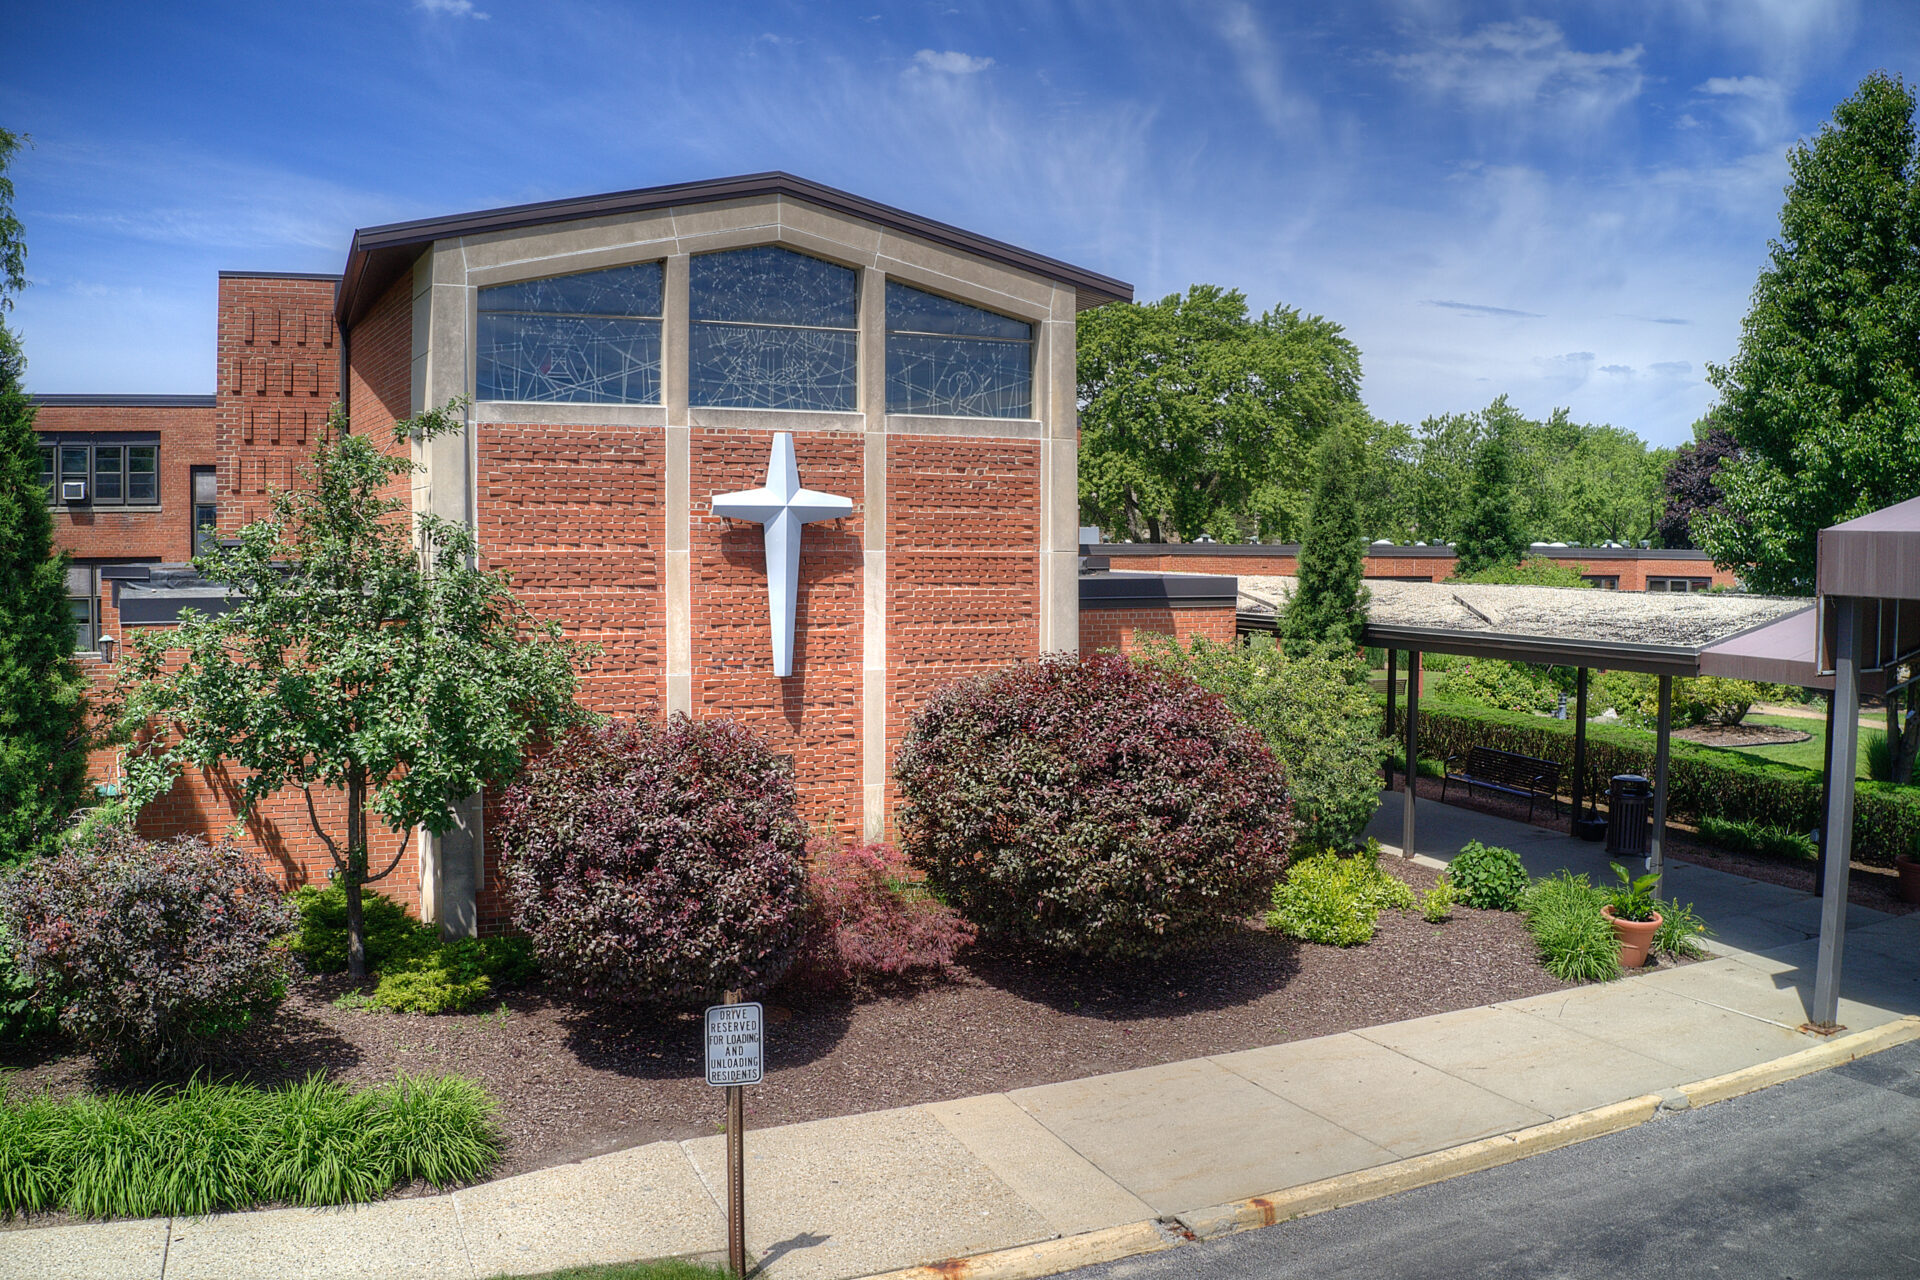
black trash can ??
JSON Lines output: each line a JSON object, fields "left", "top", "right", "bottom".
{"left": 1606, "top": 774, "right": 1651, "bottom": 860}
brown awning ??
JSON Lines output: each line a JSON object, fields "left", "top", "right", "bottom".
{"left": 1697, "top": 606, "right": 1885, "bottom": 692}
{"left": 1817, "top": 494, "right": 1920, "bottom": 600}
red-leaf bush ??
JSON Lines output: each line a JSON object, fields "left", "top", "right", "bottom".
{"left": 0, "top": 828, "right": 295, "bottom": 1064}
{"left": 496, "top": 715, "right": 810, "bottom": 1005}
{"left": 894, "top": 652, "right": 1294, "bottom": 959}
{"left": 788, "top": 842, "right": 977, "bottom": 992}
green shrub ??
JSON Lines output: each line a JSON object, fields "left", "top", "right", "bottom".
{"left": 1696, "top": 815, "right": 1817, "bottom": 861}
{"left": 1421, "top": 873, "right": 1457, "bottom": 924}
{"left": 1659, "top": 677, "right": 1768, "bottom": 728}
{"left": 1866, "top": 730, "right": 1892, "bottom": 783}
{"left": 1268, "top": 844, "right": 1414, "bottom": 947}
{"left": 1412, "top": 697, "right": 1920, "bottom": 867}
{"left": 0, "top": 1072, "right": 498, "bottom": 1219}
{"left": 1449, "top": 841, "right": 1529, "bottom": 911}
{"left": 1654, "top": 900, "right": 1711, "bottom": 959}
{"left": 1133, "top": 633, "right": 1382, "bottom": 851}
{"left": 1604, "top": 864, "right": 1660, "bottom": 923}
{"left": 292, "top": 885, "right": 538, "bottom": 1014}
{"left": 1450, "top": 557, "right": 1591, "bottom": 588}
{"left": 0, "top": 921, "right": 53, "bottom": 1042}
{"left": 1522, "top": 872, "right": 1622, "bottom": 983}
{"left": 1434, "top": 660, "right": 1559, "bottom": 714}
{"left": 898, "top": 653, "right": 1293, "bottom": 959}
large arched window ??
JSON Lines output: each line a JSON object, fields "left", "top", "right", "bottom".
{"left": 885, "top": 281, "right": 1033, "bottom": 418}
{"left": 689, "top": 246, "right": 859, "bottom": 411}
{"left": 476, "top": 261, "right": 663, "bottom": 404}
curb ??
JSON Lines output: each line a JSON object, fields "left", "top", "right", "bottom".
{"left": 861, "top": 1015, "right": 1920, "bottom": 1280}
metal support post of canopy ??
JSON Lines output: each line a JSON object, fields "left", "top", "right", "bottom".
{"left": 1402, "top": 650, "right": 1420, "bottom": 859}
{"left": 1812, "top": 598, "right": 1863, "bottom": 1030}
{"left": 1650, "top": 674, "right": 1672, "bottom": 897}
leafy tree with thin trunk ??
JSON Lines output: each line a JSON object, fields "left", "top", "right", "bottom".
{"left": 1655, "top": 420, "right": 1738, "bottom": 550}
{"left": 121, "top": 401, "right": 589, "bottom": 978}
{"left": 0, "top": 126, "right": 90, "bottom": 863}
{"left": 1282, "top": 416, "right": 1370, "bottom": 651}
{"left": 1696, "top": 72, "right": 1920, "bottom": 781}
{"left": 1450, "top": 426, "right": 1529, "bottom": 578}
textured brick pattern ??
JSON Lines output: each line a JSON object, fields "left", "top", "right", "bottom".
{"left": 1079, "top": 602, "right": 1238, "bottom": 654}
{"left": 348, "top": 274, "right": 412, "bottom": 440}
{"left": 34, "top": 403, "right": 217, "bottom": 562}
{"left": 694, "top": 428, "right": 865, "bottom": 841}
{"left": 215, "top": 275, "right": 341, "bottom": 531}
{"left": 478, "top": 424, "right": 668, "bottom": 714}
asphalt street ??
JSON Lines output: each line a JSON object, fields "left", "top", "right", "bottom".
{"left": 1067, "top": 1041, "right": 1920, "bottom": 1280}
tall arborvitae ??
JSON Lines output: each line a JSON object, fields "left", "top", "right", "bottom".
{"left": 1451, "top": 428, "right": 1529, "bottom": 577}
{"left": 1282, "top": 418, "right": 1370, "bottom": 652}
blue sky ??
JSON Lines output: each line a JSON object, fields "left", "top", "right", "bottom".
{"left": 5, "top": 0, "right": 1916, "bottom": 446}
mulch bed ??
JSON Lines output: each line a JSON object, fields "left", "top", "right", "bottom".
{"left": 0, "top": 856, "right": 1569, "bottom": 1190}
{"left": 1674, "top": 723, "right": 1811, "bottom": 747}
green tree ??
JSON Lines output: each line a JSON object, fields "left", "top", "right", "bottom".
{"left": 1698, "top": 72, "right": 1920, "bottom": 593}
{"left": 1451, "top": 425, "right": 1530, "bottom": 576}
{"left": 1282, "top": 417, "right": 1370, "bottom": 650}
{"left": 1078, "top": 285, "right": 1364, "bottom": 542}
{"left": 121, "top": 401, "right": 589, "bottom": 978}
{"left": 0, "top": 127, "right": 90, "bottom": 863}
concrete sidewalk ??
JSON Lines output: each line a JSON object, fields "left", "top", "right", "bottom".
{"left": 8, "top": 798, "right": 1918, "bottom": 1280}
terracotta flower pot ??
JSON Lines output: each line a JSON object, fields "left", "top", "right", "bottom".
{"left": 1897, "top": 856, "right": 1920, "bottom": 905}
{"left": 1603, "top": 905, "right": 1662, "bottom": 969}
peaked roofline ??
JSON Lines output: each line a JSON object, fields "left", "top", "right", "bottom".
{"left": 336, "top": 171, "right": 1132, "bottom": 329}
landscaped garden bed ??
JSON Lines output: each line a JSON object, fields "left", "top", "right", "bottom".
{"left": 0, "top": 853, "right": 1564, "bottom": 1197}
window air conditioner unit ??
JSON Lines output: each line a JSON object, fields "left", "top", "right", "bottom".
{"left": 61, "top": 480, "right": 87, "bottom": 502}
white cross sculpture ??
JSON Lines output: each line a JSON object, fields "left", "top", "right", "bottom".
{"left": 711, "top": 433, "right": 853, "bottom": 678}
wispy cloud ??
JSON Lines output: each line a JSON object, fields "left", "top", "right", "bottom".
{"left": 1599, "top": 363, "right": 1634, "bottom": 375}
{"left": 1427, "top": 299, "right": 1545, "bottom": 318}
{"left": 417, "top": 0, "right": 489, "bottom": 18}
{"left": 1651, "top": 361, "right": 1695, "bottom": 376}
{"left": 911, "top": 49, "right": 993, "bottom": 75}
{"left": 1210, "top": 2, "right": 1317, "bottom": 135}
{"left": 1390, "top": 19, "right": 1643, "bottom": 125}
{"left": 1619, "top": 313, "right": 1691, "bottom": 325}
{"left": 1695, "top": 75, "right": 1791, "bottom": 143}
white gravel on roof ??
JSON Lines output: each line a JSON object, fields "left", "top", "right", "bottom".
{"left": 1233, "top": 575, "right": 1811, "bottom": 650}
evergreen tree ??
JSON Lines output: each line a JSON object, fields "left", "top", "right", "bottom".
{"left": 1450, "top": 427, "right": 1529, "bottom": 577}
{"left": 0, "top": 127, "right": 90, "bottom": 863}
{"left": 1282, "top": 417, "right": 1369, "bottom": 651}
{"left": 1697, "top": 73, "right": 1920, "bottom": 593}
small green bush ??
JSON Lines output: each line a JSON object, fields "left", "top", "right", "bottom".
{"left": 1866, "top": 730, "right": 1892, "bottom": 784}
{"left": 1654, "top": 900, "right": 1711, "bottom": 959}
{"left": 1421, "top": 873, "right": 1457, "bottom": 924}
{"left": 1696, "top": 815, "right": 1817, "bottom": 861}
{"left": 1434, "top": 660, "right": 1559, "bottom": 714}
{"left": 1450, "top": 557, "right": 1592, "bottom": 588}
{"left": 0, "top": 921, "right": 53, "bottom": 1042}
{"left": 292, "top": 886, "right": 538, "bottom": 1014}
{"left": 290, "top": 882, "right": 438, "bottom": 974}
{"left": 0, "top": 1072, "right": 498, "bottom": 1219}
{"left": 1448, "top": 841, "right": 1529, "bottom": 911}
{"left": 1522, "top": 872, "right": 1622, "bottom": 983}
{"left": 1268, "top": 844, "right": 1414, "bottom": 946}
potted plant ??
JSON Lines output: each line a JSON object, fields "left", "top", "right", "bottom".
{"left": 1601, "top": 864, "right": 1663, "bottom": 968}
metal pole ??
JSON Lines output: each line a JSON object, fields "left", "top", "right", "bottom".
{"left": 1815, "top": 689, "right": 1838, "bottom": 897}
{"left": 1402, "top": 650, "right": 1421, "bottom": 859}
{"left": 1571, "top": 667, "right": 1589, "bottom": 827}
{"left": 723, "top": 988, "right": 746, "bottom": 1275}
{"left": 1650, "top": 674, "right": 1672, "bottom": 898}
{"left": 1813, "top": 601, "right": 1862, "bottom": 1030}
{"left": 1384, "top": 649, "right": 1399, "bottom": 790}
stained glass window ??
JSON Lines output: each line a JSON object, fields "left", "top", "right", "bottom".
{"left": 886, "top": 281, "right": 1033, "bottom": 418}
{"left": 689, "top": 246, "right": 859, "bottom": 411}
{"left": 477, "top": 262, "right": 663, "bottom": 404}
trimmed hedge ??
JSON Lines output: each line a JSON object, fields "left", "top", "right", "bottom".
{"left": 1411, "top": 697, "right": 1920, "bottom": 867}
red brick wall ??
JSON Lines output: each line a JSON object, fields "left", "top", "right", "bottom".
{"left": 885, "top": 435, "right": 1041, "bottom": 823}
{"left": 348, "top": 274, "right": 412, "bottom": 439}
{"left": 1080, "top": 602, "right": 1238, "bottom": 654}
{"left": 215, "top": 274, "right": 341, "bottom": 532}
{"left": 695, "top": 429, "right": 865, "bottom": 840}
{"left": 34, "top": 402, "right": 216, "bottom": 562}
{"left": 1099, "top": 547, "right": 1737, "bottom": 589}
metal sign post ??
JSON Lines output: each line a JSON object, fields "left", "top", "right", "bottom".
{"left": 706, "top": 993, "right": 763, "bottom": 1276}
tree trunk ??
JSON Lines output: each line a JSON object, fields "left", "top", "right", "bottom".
{"left": 345, "top": 771, "right": 369, "bottom": 982}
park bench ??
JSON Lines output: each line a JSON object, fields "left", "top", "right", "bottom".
{"left": 1441, "top": 746, "right": 1563, "bottom": 820}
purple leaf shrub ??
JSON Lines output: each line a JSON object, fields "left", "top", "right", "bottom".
{"left": 894, "top": 652, "right": 1294, "bottom": 959}
{"left": 496, "top": 715, "right": 810, "bottom": 1006}
{"left": 788, "top": 842, "right": 977, "bottom": 992}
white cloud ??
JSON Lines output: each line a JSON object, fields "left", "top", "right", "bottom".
{"left": 911, "top": 49, "right": 994, "bottom": 75}
{"left": 1210, "top": 2, "right": 1317, "bottom": 135}
{"left": 1390, "top": 18, "right": 1643, "bottom": 124}
{"left": 417, "top": 0, "right": 489, "bottom": 18}
{"left": 1694, "top": 75, "right": 1791, "bottom": 144}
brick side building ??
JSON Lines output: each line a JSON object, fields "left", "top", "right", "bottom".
{"left": 1094, "top": 542, "right": 1736, "bottom": 592}
{"left": 53, "top": 173, "right": 1135, "bottom": 935}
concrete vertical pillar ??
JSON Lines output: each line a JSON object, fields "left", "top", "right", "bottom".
{"left": 664, "top": 253, "right": 693, "bottom": 716}
{"left": 1813, "top": 598, "right": 1863, "bottom": 1029}
{"left": 859, "top": 266, "right": 889, "bottom": 840}
{"left": 1040, "top": 292, "right": 1079, "bottom": 653}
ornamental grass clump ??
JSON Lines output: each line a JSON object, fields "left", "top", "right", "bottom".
{"left": 895, "top": 652, "right": 1293, "bottom": 959}
{"left": 497, "top": 716, "right": 810, "bottom": 1005}
{"left": 1521, "top": 872, "right": 1622, "bottom": 984}
{"left": 788, "top": 842, "right": 977, "bottom": 993}
{"left": 0, "top": 828, "right": 295, "bottom": 1065}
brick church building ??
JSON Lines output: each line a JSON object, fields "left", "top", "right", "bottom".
{"left": 37, "top": 173, "right": 1157, "bottom": 934}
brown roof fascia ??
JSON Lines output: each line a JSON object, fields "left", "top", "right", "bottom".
{"left": 336, "top": 172, "right": 1134, "bottom": 330}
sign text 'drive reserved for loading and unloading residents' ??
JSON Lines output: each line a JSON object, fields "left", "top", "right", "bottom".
{"left": 704, "top": 1001, "right": 764, "bottom": 1086}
